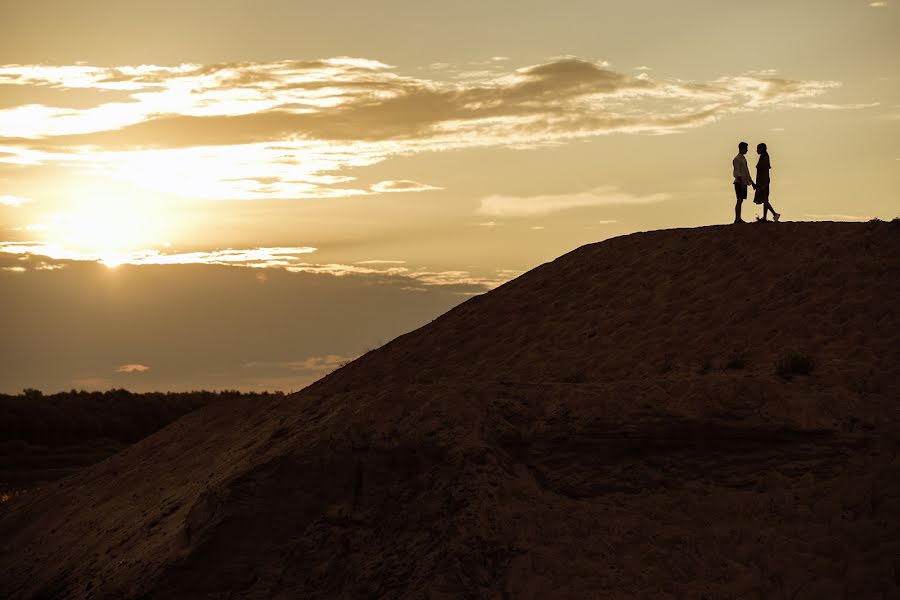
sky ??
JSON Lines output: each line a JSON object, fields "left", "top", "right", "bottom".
{"left": 1, "top": 0, "right": 898, "bottom": 392}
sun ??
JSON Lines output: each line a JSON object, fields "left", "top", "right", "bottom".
{"left": 36, "top": 191, "right": 174, "bottom": 268}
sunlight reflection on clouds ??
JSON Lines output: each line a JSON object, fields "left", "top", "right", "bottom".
{"left": 0, "top": 57, "right": 858, "bottom": 202}
{"left": 0, "top": 242, "right": 515, "bottom": 290}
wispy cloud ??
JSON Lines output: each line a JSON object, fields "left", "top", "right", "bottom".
{"left": 0, "top": 242, "right": 317, "bottom": 268}
{"left": 869, "top": 2, "right": 887, "bottom": 7}
{"left": 0, "top": 57, "right": 855, "bottom": 201}
{"left": 355, "top": 259, "right": 407, "bottom": 265}
{"left": 804, "top": 213, "right": 872, "bottom": 221}
{"left": 370, "top": 180, "right": 442, "bottom": 193}
{"left": 405, "top": 269, "right": 515, "bottom": 289}
{"left": 243, "top": 354, "right": 353, "bottom": 373}
{"left": 286, "top": 355, "right": 349, "bottom": 372}
{"left": 584, "top": 220, "right": 619, "bottom": 229}
{"left": 0, "top": 195, "right": 32, "bottom": 207}
{"left": 0, "top": 242, "right": 516, "bottom": 292}
{"left": 478, "top": 185, "right": 669, "bottom": 217}
{"left": 116, "top": 364, "right": 150, "bottom": 373}
{"left": 129, "top": 247, "right": 319, "bottom": 267}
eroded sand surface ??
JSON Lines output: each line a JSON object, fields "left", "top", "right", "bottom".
{"left": 2, "top": 222, "right": 898, "bottom": 599}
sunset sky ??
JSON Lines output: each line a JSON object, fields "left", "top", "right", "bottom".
{"left": 1, "top": 0, "right": 898, "bottom": 392}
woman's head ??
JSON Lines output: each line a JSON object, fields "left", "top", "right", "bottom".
{"left": 757, "top": 142, "right": 768, "bottom": 154}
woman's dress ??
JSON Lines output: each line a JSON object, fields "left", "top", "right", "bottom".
{"left": 753, "top": 154, "right": 771, "bottom": 204}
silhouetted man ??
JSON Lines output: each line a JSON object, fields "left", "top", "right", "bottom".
{"left": 732, "top": 142, "right": 755, "bottom": 224}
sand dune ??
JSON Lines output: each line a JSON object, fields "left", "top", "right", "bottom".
{"left": 1, "top": 221, "right": 898, "bottom": 599}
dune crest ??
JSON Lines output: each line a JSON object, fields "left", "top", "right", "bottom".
{"left": 2, "top": 221, "right": 899, "bottom": 599}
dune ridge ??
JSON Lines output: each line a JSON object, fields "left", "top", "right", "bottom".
{"left": 1, "top": 221, "right": 898, "bottom": 599}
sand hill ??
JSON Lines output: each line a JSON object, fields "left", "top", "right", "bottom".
{"left": 1, "top": 221, "right": 898, "bottom": 599}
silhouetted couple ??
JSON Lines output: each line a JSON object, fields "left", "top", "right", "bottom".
{"left": 732, "top": 141, "right": 780, "bottom": 224}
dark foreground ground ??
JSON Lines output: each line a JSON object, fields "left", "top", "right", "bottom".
{"left": 1, "top": 221, "right": 898, "bottom": 599}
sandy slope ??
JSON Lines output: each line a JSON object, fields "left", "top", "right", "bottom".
{"left": 1, "top": 221, "right": 898, "bottom": 599}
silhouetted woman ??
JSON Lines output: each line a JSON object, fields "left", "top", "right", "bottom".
{"left": 753, "top": 143, "right": 780, "bottom": 222}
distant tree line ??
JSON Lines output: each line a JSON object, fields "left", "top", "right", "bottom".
{"left": 0, "top": 389, "right": 285, "bottom": 446}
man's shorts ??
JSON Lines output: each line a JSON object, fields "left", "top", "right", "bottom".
{"left": 734, "top": 182, "right": 748, "bottom": 201}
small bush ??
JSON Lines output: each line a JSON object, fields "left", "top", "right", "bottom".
{"left": 776, "top": 353, "right": 815, "bottom": 379}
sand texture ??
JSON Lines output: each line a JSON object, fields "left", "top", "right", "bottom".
{"left": 1, "top": 221, "right": 899, "bottom": 599}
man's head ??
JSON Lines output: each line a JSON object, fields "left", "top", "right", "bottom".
{"left": 738, "top": 142, "right": 749, "bottom": 155}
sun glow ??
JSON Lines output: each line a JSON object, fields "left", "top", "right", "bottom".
{"left": 31, "top": 192, "right": 174, "bottom": 268}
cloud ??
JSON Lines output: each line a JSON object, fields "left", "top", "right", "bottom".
{"left": 355, "top": 259, "right": 407, "bottom": 264}
{"left": 370, "top": 180, "right": 442, "bottom": 193}
{"left": 283, "top": 355, "right": 349, "bottom": 372}
{"left": 243, "top": 354, "right": 353, "bottom": 373}
{"left": 584, "top": 220, "right": 619, "bottom": 229}
{"left": 804, "top": 213, "right": 872, "bottom": 221}
{"left": 127, "top": 247, "right": 319, "bottom": 268}
{"left": 0, "top": 57, "right": 854, "bottom": 201}
{"left": 116, "top": 363, "right": 150, "bottom": 373}
{"left": 0, "top": 194, "right": 31, "bottom": 207}
{"left": 0, "top": 242, "right": 515, "bottom": 293}
{"left": 869, "top": 2, "right": 887, "bottom": 7}
{"left": 478, "top": 185, "right": 669, "bottom": 217}
{"left": 788, "top": 101, "right": 879, "bottom": 110}
{"left": 0, "top": 242, "right": 317, "bottom": 268}
{"left": 405, "top": 269, "right": 511, "bottom": 290}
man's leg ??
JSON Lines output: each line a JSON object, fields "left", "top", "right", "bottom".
{"left": 734, "top": 184, "right": 746, "bottom": 223}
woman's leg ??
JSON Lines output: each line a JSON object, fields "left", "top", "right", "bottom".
{"left": 764, "top": 201, "right": 779, "bottom": 221}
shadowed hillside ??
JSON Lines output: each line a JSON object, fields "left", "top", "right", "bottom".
{"left": 0, "top": 390, "right": 284, "bottom": 499}
{"left": 1, "top": 221, "right": 898, "bottom": 599}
